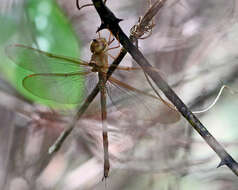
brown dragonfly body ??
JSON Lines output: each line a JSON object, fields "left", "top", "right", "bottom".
{"left": 6, "top": 36, "right": 139, "bottom": 179}
{"left": 6, "top": 35, "right": 179, "bottom": 179}
{"left": 90, "top": 37, "right": 110, "bottom": 179}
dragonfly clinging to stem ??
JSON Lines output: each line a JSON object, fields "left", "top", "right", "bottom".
{"left": 6, "top": 30, "right": 180, "bottom": 179}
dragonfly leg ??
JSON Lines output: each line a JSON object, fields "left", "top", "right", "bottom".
{"left": 106, "top": 52, "right": 117, "bottom": 60}
{"left": 107, "top": 31, "right": 120, "bottom": 48}
{"left": 106, "top": 37, "right": 121, "bottom": 60}
{"left": 97, "top": 30, "right": 101, "bottom": 38}
{"left": 108, "top": 31, "right": 113, "bottom": 45}
{"left": 107, "top": 44, "right": 120, "bottom": 51}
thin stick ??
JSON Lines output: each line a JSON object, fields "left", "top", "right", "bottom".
{"left": 92, "top": 0, "right": 238, "bottom": 176}
{"left": 76, "top": 3, "right": 92, "bottom": 10}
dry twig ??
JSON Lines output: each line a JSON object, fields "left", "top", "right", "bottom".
{"left": 91, "top": 0, "right": 238, "bottom": 176}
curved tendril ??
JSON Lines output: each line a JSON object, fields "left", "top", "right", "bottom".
{"left": 76, "top": 0, "right": 107, "bottom": 11}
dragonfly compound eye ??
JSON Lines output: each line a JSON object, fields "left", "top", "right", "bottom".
{"left": 90, "top": 38, "right": 108, "bottom": 53}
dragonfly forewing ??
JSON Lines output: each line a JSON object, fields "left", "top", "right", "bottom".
{"left": 6, "top": 44, "right": 90, "bottom": 73}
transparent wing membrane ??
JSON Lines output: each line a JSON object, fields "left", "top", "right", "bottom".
{"left": 6, "top": 44, "right": 90, "bottom": 73}
{"left": 107, "top": 76, "right": 180, "bottom": 124}
{"left": 23, "top": 72, "right": 90, "bottom": 104}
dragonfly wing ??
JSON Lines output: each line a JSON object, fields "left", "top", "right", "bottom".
{"left": 107, "top": 76, "right": 180, "bottom": 124}
{"left": 6, "top": 44, "right": 90, "bottom": 73}
{"left": 85, "top": 71, "right": 99, "bottom": 95}
{"left": 23, "top": 71, "right": 91, "bottom": 104}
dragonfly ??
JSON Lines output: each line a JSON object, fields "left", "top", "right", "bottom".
{"left": 6, "top": 33, "right": 180, "bottom": 179}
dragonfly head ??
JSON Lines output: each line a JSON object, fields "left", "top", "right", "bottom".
{"left": 90, "top": 38, "right": 108, "bottom": 54}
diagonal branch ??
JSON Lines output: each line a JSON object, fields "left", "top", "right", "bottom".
{"left": 48, "top": 0, "right": 166, "bottom": 154}
{"left": 91, "top": 0, "right": 238, "bottom": 176}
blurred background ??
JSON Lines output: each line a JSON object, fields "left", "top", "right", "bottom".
{"left": 0, "top": 0, "right": 238, "bottom": 189}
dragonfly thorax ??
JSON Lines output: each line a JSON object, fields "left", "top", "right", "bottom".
{"left": 90, "top": 37, "right": 109, "bottom": 73}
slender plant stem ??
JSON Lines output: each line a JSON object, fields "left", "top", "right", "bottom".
{"left": 91, "top": 0, "right": 238, "bottom": 176}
